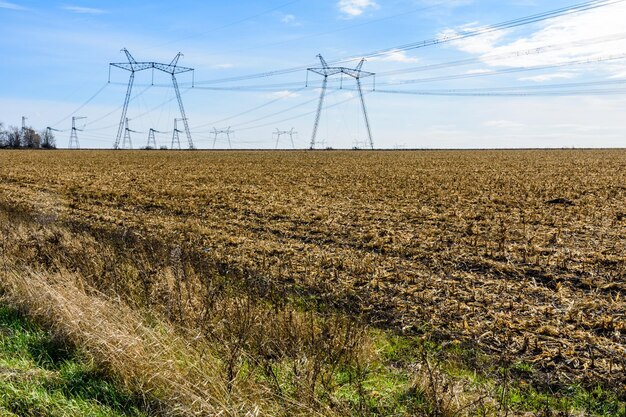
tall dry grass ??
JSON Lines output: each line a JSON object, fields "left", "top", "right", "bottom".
{"left": 0, "top": 208, "right": 367, "bottom": 416}
{"left": 1, "top": 268, "right": 270, "bottom": 416}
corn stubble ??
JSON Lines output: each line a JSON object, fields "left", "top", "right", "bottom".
{"left": 0, "top": 149, "right": 624, "bottom": 415}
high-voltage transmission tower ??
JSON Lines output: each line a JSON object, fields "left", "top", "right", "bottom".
{"left": 171, "top": 118, "right": 185, "bottom": 149}
{"left": 211, "top": 127, "right": 234, "bottom": 149}
{"left": 110, "top": 48, "right": 195, "bottom": 150}
{"left": 147, "top": 128, "right": 165, "bottom": 149}
{"left": 307, "top": 54, "right": 375, "bottom": 150}
{"left": 273, "top": 128, "right": 297, "bottom": 149}
{"left": 69, "top": 116, "right": 86, "bottom": 149}
{"left": 121, "top": 117, "right": 140, "bottom": 149}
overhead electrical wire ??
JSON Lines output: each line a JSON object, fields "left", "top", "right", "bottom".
{"left": 186, "top": 0, "right": 626, "bottom": 86}
{"left": 194, "top": 91, "right": 336, "bottom": 133}
{"left": 144, "top": 0, "right": 303, "bottom": 51}
{"left": 85, "top": 85, "right": 154, "bottom": 130}
{"left": 372, "top": 88, "right": 626, "bottom": 97}
{"left": 222, "top": 3, "right": 440, "bottom": 55}
{"left": 49, "top": 0, "right": 626, "bottom": 148}
{"left": 398, "top": 78, "right": 626, "bottom": 93}
{"left": 375, "top": 32, "right": 626, "bottom": 77}
{"left": 51, "top": 82, "right": 109, "bottom": 128}
{"left": 352, "top": 0, "right": 626, "bottom": 60}
{"left": 190, "top": 86, "right": 308, "bottom": 130}
{"left": 375, "top": 54, "right": 626, "bottom": 86}
{"left": 233, "top": 91, "right": 367, "bottom": 132}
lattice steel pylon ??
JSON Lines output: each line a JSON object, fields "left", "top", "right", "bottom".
{"left": 110, "top": 48, "right": 195, "bottom": 149}
{"left": 306, "top": 54, "right": 375, "bottom": 150}
{"left": 171, "top": 118, "right": 185, "bottom": 150}
{"left": 273, "top": 128, "right": 297, "bottom": 149}
{"left": 147, "top": 128, "right": 165, "bottom": 149}
{"left": 121, "top": 117, "right": 139, "bottom": 150}
{"left": 211, "top": 127, "right": 234, "bottom": 149}
{"left": 69, "top": 116, "right": 86, "bottom": 149}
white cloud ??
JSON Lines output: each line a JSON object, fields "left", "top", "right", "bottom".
{"left": 270, "top": 90, "right": 301, "bottom": 99}
{"left": 369, "top": 49, "right": 419, "bottom": 63}
{"left": 213, "top": 63, "right": 234, "bottom": 69}
{"left": 484, "top": 120, "right": 524, "bottom": 128}
{"left": 465, "top": 69, "right": 491, "bottom": 75}
{"left": 442, "top": 2, "right": 626, "bottom": 77}
{"left": 417, "top": 0, "right": 473, "bottom": 7}
{"left": 281, "top": 13, "right": 295, "bottom": 23}
{"left": 338, "top": 0, "right": 378, "bottom": 17}
{"left": 63, "top": 5, "right": 107, "bottom": 15}
{"left": 439, "top": 24, "right": 509, "bottom": 55}
{"left": 337, "top": 91, "right": 355, "bottom": 100}
{"left": 519, "top": 72, "right": 576, "bottom": 82}
{"left": 0, "top": 1, "right": 25, "bottom": 10}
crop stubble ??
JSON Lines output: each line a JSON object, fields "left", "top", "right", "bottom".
{"left": 0, "top": 149, "right": 624, "bottom": 389}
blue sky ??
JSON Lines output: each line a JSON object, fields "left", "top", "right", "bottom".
{"left": 1, "top": 0, "right": 625, "bottom": 149}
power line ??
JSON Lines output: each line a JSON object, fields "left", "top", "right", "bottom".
{"left": 372, "top": 88, "right": 626, "bottom": 97}
{"left": 144, "top": 0, "right": 302, "bottom": 51}
{"left": 234, "top": 90, "right": 367, "bottom": 132}
{"left": 220, "top": 91, "right": 335, "bottom": 130}
{"left": 190, "top": 86, "right": 307, "bottom": 130}
{"left": 221, "top": 3, "right": 440, "bottom": 55}
{"left": 355, "top": 0, "right": 626, "bottom": 60}
{"left": 51, "top": 83, "right": 109, "bottom": 128}
{"left": 405, "top": 78, "right": 626, "bottom": 93}
{"left": 375, "top": 53, "right": 626, "bottom": 86}
{"left": 85, "top": 85, "right": 154, "bottom": 129}
{"left": 375, "top": 32, "right": 626, "bottom": 78}
{"left": 187, "top": 0, "right": 625, "bottom": 86}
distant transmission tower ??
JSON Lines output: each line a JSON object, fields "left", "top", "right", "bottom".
{"left": 307, "top": 54, "right": 375, "bottom": 150}
{"left": 211, "top": 127, "right": 234, "bottom": 149}
{"left": 109, "top": 48, "right": 195, "bottom": 150}
{"left": 147, "top": 128, "right": 165, "bottom": 149}
{"left": 273, "top": 128, "right": 297, "bottom": 149}
{"left": 121, "top": 118, "right": 140, "bottom": 149}
{"left": 171, "top": 118, "right": 185, "bottom": 149}
{"left": 69, "top": 116, "right": 86, "bottom": 149}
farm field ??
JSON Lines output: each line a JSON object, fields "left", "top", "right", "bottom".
{"left": 0, "top": 149, "right": 625, "bottom": 415}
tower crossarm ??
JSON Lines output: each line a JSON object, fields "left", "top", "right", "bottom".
{"left": 110, "top": 62, "right": 154, "bottom": 72}
{"left": 153, "top": 63, "right": 193, "bottom": 75}
{"left": 341, "top": 68, "right": 375, "bottom": 79}
{"left": 307, "top": 67, "right": 343, "bottom": 77}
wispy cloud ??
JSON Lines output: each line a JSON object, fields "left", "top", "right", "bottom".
{"left": 270, "top": 90, "right": 301, "bottom": 99}
{"left": 519, "top": 72, "right": 576, "bottom": 82}
{"left": 279, "top": 13, "right": 300, "bottom": 25}
{"left": 0, "top": 1, "right": 26, "bottom": 10}
{"left": 484, "top": 120, "right": 524, "bottom": 128}
{"left": 441, "top": 2, "right": 626, "bottom": 77}
{"left": 338, "top": 0, "right": 378, "bottom": 18}
{"left": 62, "top": 5, "right": 107, "bottom": 15}
{"left": 369, "top": 49, "right": 419, "bottom": 63}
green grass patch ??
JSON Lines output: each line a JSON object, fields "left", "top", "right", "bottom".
{"left": 0, "top": 304, "right": 148, "bottom": 417}
{"left": 370, "top": 330, "right": 626, "bottom": 417}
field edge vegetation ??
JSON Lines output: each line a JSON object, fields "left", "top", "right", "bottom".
{"left": 1, "top": 192, "right": 624, "bottom": 416}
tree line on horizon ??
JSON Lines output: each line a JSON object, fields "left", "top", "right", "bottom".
{"left": 0, "top": 122, "right": 56, "bottom": 149}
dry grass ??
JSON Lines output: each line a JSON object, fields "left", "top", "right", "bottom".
{"left": 0, "top": 149, "right": 624, "bottom": 415}
{"left": 1, "top": 268, "right": 262, "bottom": 416}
